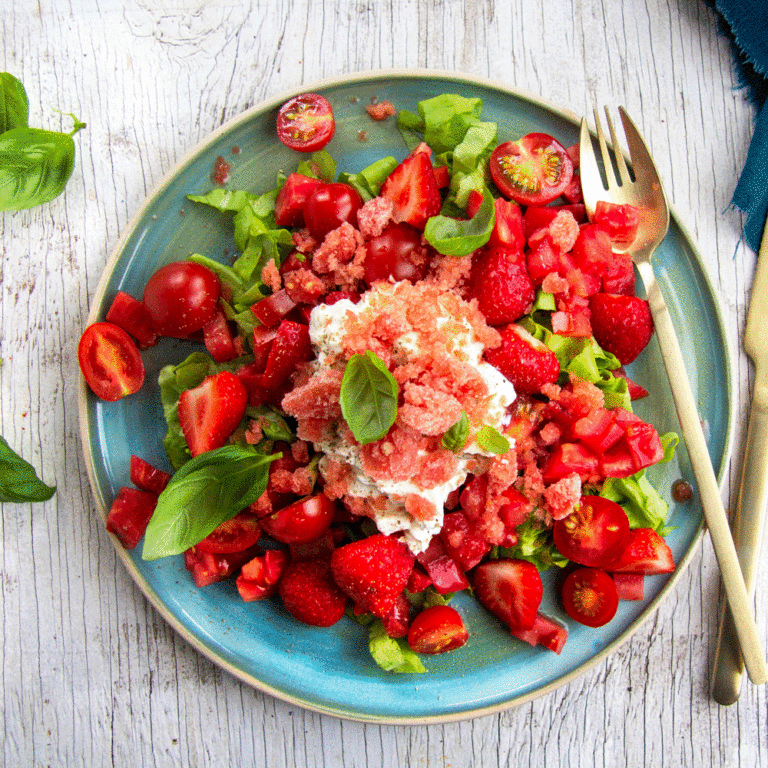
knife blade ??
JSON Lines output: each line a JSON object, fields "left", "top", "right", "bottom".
{"left": 712, "top": 217, "right": 768, "bottom": 705}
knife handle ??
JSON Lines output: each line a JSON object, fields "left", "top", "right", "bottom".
{"left": 712, "top": 364, "right": 768, "bottom": 704}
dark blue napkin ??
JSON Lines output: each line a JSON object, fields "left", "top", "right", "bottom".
{"left": 704, "top": 0, "right": 768, "bottom": 252}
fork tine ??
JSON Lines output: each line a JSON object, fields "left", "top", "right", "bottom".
{"left": 593, "top": 108, "right": 616, "bottom": 189}
{"left": 604, "top": 107, "right": 632, "bottom": 186}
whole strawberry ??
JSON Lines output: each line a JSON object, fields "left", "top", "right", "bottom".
{"left": 470, "top": 246, "right": 535, "bottom": 325}
{"left": 589, "top": 293, "right": 654, "bottom": 364}
{"left": 485, "top": 324, "right": 560, "bottom": 394}
{"left": 278, "top": 558, "right": 348, "bottom": 627}
{"left": 330, "top": 534, "right": 415, "bottom": 618}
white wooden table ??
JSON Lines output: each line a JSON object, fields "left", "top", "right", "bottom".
{"left": 2, "top": 1, "right": 767, "bottom": 765}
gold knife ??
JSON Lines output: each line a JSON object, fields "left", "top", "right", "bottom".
{"left": 712, "top": 218, "right": 768, "bottom": 705}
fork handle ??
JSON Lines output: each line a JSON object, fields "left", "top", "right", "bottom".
{"left": 636, "top": 259, "right": 768, "bottom": 685}
{"left": 711, "top": 362, "right": 768, "bottom": 703}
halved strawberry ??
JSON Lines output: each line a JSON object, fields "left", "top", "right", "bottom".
{"left": 178, "top": 370, "right": 248, "bottom": 457}
{"left": 473, "top": 558, "right": 543, "bottom": 631}
{"left": 589, "top": 293, "right": 654, "bottom": 364}
{"left": 380, "top": 152, "right": 442, "bottom": 229}
{"left": 471, "top": 246, "right": 536, "bottom": 325}
{"left": 330, "top": 534, "right": 415, "bottom": 617}
{"left": 485, "top": 324, "right": 560, "bottom": 395}
{"left": 606, "top": 528, "right": 675, "bottom": 574}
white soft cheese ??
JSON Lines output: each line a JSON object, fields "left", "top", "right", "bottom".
{"left": 309, "top": 283, "right": 517, "bottom": 554}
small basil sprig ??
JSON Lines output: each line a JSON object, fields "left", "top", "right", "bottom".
{"left": 141, "top": 445, "right": 278, "bottom": 560}
{"left": 340, "top": 351, "right": 399, "bottom": 445}
{"left": 0, "top": 73, "right": 29, "bottom": 133}
{"left": 475, "top": 425, "right": 510, "bottom": 455}
{"left": 0, "top": 435, "right": 56, "bottom": 503}
{"left": 441, "top": 412, "right": 469, "bottom": 452}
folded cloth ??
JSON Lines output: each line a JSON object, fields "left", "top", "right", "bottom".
{"left": 704, "top": 0, "right": 768, "bottom": 252}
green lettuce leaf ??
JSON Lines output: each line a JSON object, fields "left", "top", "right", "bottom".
{"left": 498, "top": 517, "right": 568, "bottom": 571}
{"left": 368, "top": 620, "right": 426, "bottom": 674}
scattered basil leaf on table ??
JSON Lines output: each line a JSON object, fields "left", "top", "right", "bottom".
{"left": 0, "top": 435, "right": 56, "bottom": 503}
{"left": 0, "top": 72, "right": 29, "bottom": 133}
{"left": 340, "top": 351, "right": 399, "bottom": 445}
{"left": 141, "top": 445, "right": 278, "bottom": 560}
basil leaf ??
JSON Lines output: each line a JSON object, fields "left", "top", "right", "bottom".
{"left": 423, "top": 187, "right": 495, "bottom": 256}
{"left": 0, "top": 73, "right": 29, "bottom": 133}
{"left": 0, "top": 435, "right": 56, "bottom": 503}
{"left": 475, "top": 425, "right": 510, "bottom": 455}
{"left": 441, "top": 411, "right": 469, "bottom": 452}
{"left": 0, "top": 115, "right": 85, "bottom": 211}
{"left": 142, "top": 446, "right": 278, "bottom": 560}
{"left": 340, "top": 351, "right": 399, "bottom": 445}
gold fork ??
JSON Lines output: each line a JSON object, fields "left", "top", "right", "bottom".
{"left": 579, "top": 107, "right": 767, "bottom": 685}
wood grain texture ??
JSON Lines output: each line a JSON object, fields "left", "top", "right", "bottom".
{"left": 2, "top": 0, "right": 766, "bottom": 766}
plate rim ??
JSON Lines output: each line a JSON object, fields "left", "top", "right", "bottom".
{"left": 78, "top": 68, "right": 734, "bottom": 724}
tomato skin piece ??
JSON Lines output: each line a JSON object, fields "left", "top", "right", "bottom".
{"left": 407, "top": 605, "right": 469, "bottom": 654}
{"left": 303, "top": 182, "right": 363, "bottom": 241}
{"left": 553, "top": 496, "right": 630, "bottom": 568}
{"left": 142, "top": 261, "right": 220, "bottom": 338}
{"left": 490, "top": 133, "right": 573, "bottom": 206}
{"left": 78, "top": 321, "right": 145, "bottom": 401}
{"left": 277, "top": 93, "right": 335, "bottom": 153}
{"left": 260, "top": 493, "right": 336, "bottom": 545}
{"left": 561, "top": 567, "right": 619, "bottom": 627}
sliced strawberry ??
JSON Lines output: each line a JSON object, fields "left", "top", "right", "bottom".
{"left": 489, "top": 197, "right": 525, "bottom": 249}
{"left": 589, "top": 293, "right": 654, "bottom": 364}
{"left": 406, "top": 564, "right": 432, "bottom": 593}
{"left": 510, "top": 611, "right": 568, "bottom": 653}
{"left": 624, "top": 422, "right": 664, "bottom": 471}
{"left": 606, "top": 528, "right": 675, "bottom": 574}
{"left": 593, "top": 200, "right": 640, "bottom": 247}
{"left": 330, "top": 534, "right": 415, "bottom": 617}
{"left": 178, "top": 370, "right": 248, "bottom": 457}
{"left": 380, "top": 152, "right": 442, "bottom": 229}
{"left": 278, "top": 558, "right": 348, "bottom": 626}
{"left": 471, "top": 247, "right": 535, "bottom": 325}
{"left": 473, "top": 558, "right": 543, "bottom": 631}
{"left": 485, "top": 324, "right": 560, "bottom": 395}
{"left": 260, "top": 320, "right": 312, "bottom": 389}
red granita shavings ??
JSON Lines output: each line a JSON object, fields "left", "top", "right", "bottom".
{"left": 291, "top": 440, "right": 310, "bottom": 464}
{"left": 366, "top": 101, "right": 396, "bottom": 121}
{"left": 538, "top": 421, "right": 562, "bottom": 446}
{"left": 319, "top": 457, "right": 353, "bottom": 499}
{"left": 283, "top": 268, "right": 328, "bottom": 304}
{"left": 425, "top": 254, "right": 474, "bottom": 294}
{"left": 404, "top": 493, "right": 438, "bottom": 521}
{"left": 311, "top": 222, "right": 367, "bottom": 290}
{"left": 261, "top": 258, "right": 282, "bottom": 292}
{"left": 357, "top": 196, "right": 394, "bottom": 239}
{"left": 282, "top": 367, "right": 344, "bottom": 420}
{"left": 292, "top": 228, "right": 317, "bottom": 254}
{"left": 270, "top": 466, "right": 315, "bottom": 496}
{"left": 398, "top": 382, "right": 464, "bottom": 436}
{"left": 245, "top": 420, "right": 264, "bottom": 444}
{"left": 528, "top": 210, "right": 579, "bottom": 253}
{"left": 360, "top": 425, "right": 430, "bottom": 484}
{"left": 543, "top": 474, "right": 582, "bottom": 520}
{"left": 413, "top": 447, "right": 460, "bottom": 489}
{"left": 541, "top": 272, "right": 570, "bottom": 295}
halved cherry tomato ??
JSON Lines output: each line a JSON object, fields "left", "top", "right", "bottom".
{"left": 78, "top": 322, "right": 145, "bottom": 401}
{"left": 276, "top": 93, "right": 335, "bottom": 153}
{"left": 561, "top": 567, "right": 618, "bottom": 627}
{"left": 407, "top": 605, "right": 469, "bottom": 654}
{"left": 196, "top": 511, "right": 262, "bottom": 554}
{"left": 142, "top": 261, "right": 220, "bottom": 338}
{"left": 363, "top": 222, "right": 427, "bottom": 285}
{"left": 303, "top": 182, "right": 362, "bottom": 241}
{"left": 553, "top": 496, "right": 630, "bottom": 568}
{"left": 490, "top": 133, "right": 573, "bottom": 205}
{"left": 260, "top": 493, "right": 335, "bottom": 545}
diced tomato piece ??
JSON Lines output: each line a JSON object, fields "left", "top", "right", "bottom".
{"left": 542, "top": 442, "right": 599, "bottom": 483}
{"left": 251, "top": 325, "right": 278, "bottom": 372}
{"left": 489, "top": 197, "right": 525, "bottom": 249}
{"left": 289, "top": 528, "right": 338, "bottom": 561}
{"left": 612, "top": 572, "right": 645, "bottom": 601}
{"left": 571, "top": 409, "right": 625, "bottom": 454}
{"left": 105, "top": 487, "right": 158, "bottom": 549}
{"left": 599, "top": 440, "right": 636, "bottom": 478}
{"left": 275, "top": 173, "right": 323, "bottom": 227}
{"left": 406, "top": 564, "right": 432, "bottom": 593}
{"left": 105, "top": 291, "right": 158, "bottom": 348}
{"left": 593, "top": 200, "right": 640, "bottom": 247}
{"left": 184, "top": 543, "right": 261, "bottom": 587}
{"left": 196, "top": 511, "right": 262, "bottom": 554}
{"left": 260, "top": 494, "right": 335, "bottom": 545}
{"left": 439, "top": 511, "right": 490, "bottom": 571}
{"left": 236, "top": 549, "right": 289, "bottom": 601}
{"left": 551, "top": 308, "right": 592, "bottom": 337}
{"left": 129, "top": 455, "right": 171, "bottom": 495}
{"left": 382, "top": 593, "right": 412, "bottom": 639}
{"left": 523, "top": 206, "right": 559, "bottom": 240}
{"left": 624, "top": 422, "right": 665, "bottom": 471}
{"left": 614, "top": 367, "right": 649, "bottom": 399}
{"left": 203, "top": 304, "right": 238, "bottom": 362}
{"left": 602, "top": 251, "right": 636, "bottom": 295}
{"left": 571, "top": 224, "right": 612, "bottom": 279}
{"left": 497, "top": 486, "right": 531, "bottom": 545}
{"left": 251, "top": 289, "right": 297, "bottom": 328}
{"left": 526, "top": 239, "right": 559, "bottom": 285}
{"left": 510, "top": 611, "right": 569, "bottom": 654}
{"left": 260, "top": 320, "right": 312, "bottom": 389}
{"left": 562, "top": 173, "right": 583, "bottom": 203}
{"left": 416, "top": 537, "right": 470, "bottom": 593}
{"left": 605, "top": 528, "right": 675, "bottom": 575}
{"left": 466, "top": 189, "right": 484, "bottom": 218}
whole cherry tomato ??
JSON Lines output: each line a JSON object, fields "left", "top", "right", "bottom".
{"left": 363, "top": 222, "right": 428, "bottom": 285}
{"left": 142, "top": 261, "right": 220, "bottom": 338}
{"left": 303, "top": 183, "right": 362, "bottom": 241}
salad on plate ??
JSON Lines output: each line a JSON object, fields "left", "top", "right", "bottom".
{"left": 79, "top": 91, "right": 681, "bottom": 674}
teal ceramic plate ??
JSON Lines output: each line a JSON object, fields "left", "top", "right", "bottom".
{"left": 79, "top": 70, "right": 732, "bottom": 723}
